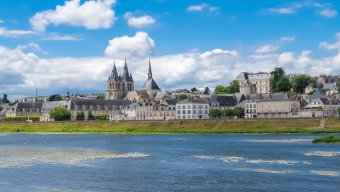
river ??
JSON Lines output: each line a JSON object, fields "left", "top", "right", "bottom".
{"left": 0, "top": 134, "right": 339, "bottom": 191}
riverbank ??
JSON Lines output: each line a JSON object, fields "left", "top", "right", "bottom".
{"left": 1, "top": 118, "right": 340, "bottom": 134}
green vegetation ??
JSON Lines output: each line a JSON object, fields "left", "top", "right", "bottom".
{"left": 49, "top": 94, "right": 63, "bottom": 101}
{"left": 312, "top": 135, "right": 340, "bottom": 143}
{"left": 176, "top": 94, "right": 189, "bottom": 101}
{"left": 96, "top": 95, "right": 105, "bottom": 99}
{"left": 4, "top": 116, "right": 40, "bottom": 122}
{"left": 290, "top": 74, "right": 315, "bottom": 94}
{"left": 209, "top": 108, "right": 244, "bottom": 119}
{"left": 270, "top": 67, "right": 291, "bottom": 93}
{"left": 214, "top": 80, "right": 240, "bottom": 94}
{"left": 50, "top": 106, "right": 71, "bottom": 121}
{"left": 95, "top": 115, "right": 109, "bottom": 121}
{"left": 0, "top": 119, "right": 340, "bottom": 134}
{"left": 87, "top": 112, "right": 95, "bottom": 120}
{"left": 191, "top": 87, "right": 198, "bottom": 92}
{"left": 76, "top": 112, "right": 85, "bottom": 121}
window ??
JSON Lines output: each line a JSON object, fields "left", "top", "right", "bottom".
{"left": 182, "top": 110, "right": 186, "bottom": 114}
{"left": 177, "top": 106, "right": 181, "bottom": 109}
{"left": 188, "top": 110, "right": 191, "bottom": 114}
{"left": 183, "top": 105, "right": 186, "bottom": 109}
{"left": 177, "top": 110, "right": 181, "bottom": 114}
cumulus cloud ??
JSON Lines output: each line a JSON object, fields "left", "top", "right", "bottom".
{"left": 0, "top": 27, "right": 37, "bottom": 38}
{"left": 278, "top": 52, "right": 295, "bottom": 64}
{"left": 319, "top": 33, "right": 340, "bottom": 51}
{"left": 281, "top": 36, "right": 296, "bottom": 42}
{"left": 319, "top": 9, "right": 337, "bottom": 18}
{"left": 16, "top": 43, "right": 47, "bottom": 54}
{"left": 255, "top": 44, "right": 279, "bottom": 54}
{"left": 105, "top": 32, "right": 155, "bottom": 59}
{"left": 124, "top": 12, "right": 155, "bottom": 28}
{"left": 187, "top": 3, "right": 218, "bottom": 12}
{"left": 41, "top": 33, "right": 83, "bottom": 41}
{"left": 29, "top": 0, "right": 116, "bottom": 32}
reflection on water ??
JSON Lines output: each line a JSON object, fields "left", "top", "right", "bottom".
{"left": 0, "top": 134, "right": 338, "bottom": 191}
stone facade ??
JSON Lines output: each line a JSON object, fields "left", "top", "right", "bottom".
{"left": 176, "top": 99, "right": 209, "bottom": 119}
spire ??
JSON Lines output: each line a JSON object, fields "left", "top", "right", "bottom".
{"left": 148, "top": 59, "right": 152, "bottom": 79}
{"left": 130, "top": 72, "right": 133, "bottom": 81}
{"left": 108, "top": 59, "right": 120, "bottom": 81}
{"left": 121, "top": 58, "right": 132, "bottom": 81}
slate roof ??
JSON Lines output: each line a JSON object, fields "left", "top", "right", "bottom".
{"left": 42, "top": 101, "right": 69, "bottom": 109}
{"left": 177, "top": 99, "right": 207, "bottom": 104}
{"left": 210, "top": 95, "right": 238, "bottom": 107}
{"left": 164, "top": 99, "right": 177, "bottom": 106}
{"left": 70, "top": 99, "right": 131, "bottom": 109}
{"left": 143, "top": 61, "right": 161, "bottom": 90}
{"left": 15, "top": 102, "right": 43, "bottom": 112}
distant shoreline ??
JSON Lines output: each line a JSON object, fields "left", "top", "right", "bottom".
{"left": 0, "top": 118, "right": 340, "bottom": 134}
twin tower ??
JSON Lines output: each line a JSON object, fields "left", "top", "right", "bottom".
{"left": 106, "top": 59, "right": 160, "bottom": 100}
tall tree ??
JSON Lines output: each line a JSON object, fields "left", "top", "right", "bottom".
{"left": 191, "top": 87, "right": 198, "bottom": 92}
{"left": 276, "top": 77, "right": 291, "bottom": 92}
{"left": 229, "top": 80, "right": 240, "bottom": 93}
{"left": 291, "top": 74, "right": 313, "bottom": 94}
{"left": 270, "top": 67, "right": 286, "bottom": 92}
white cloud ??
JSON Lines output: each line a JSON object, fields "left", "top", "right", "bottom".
{"left": 281, "top": 36, "right": 296, "bottom": 42}
{"left": 0, "top": 19, "right": 4, "bottom": 24}
{"left": 187, "top": 3, "right": 218, "bottom": 12}
{"left": 16, "top": 43, "right": 47, "bottom": 54}
{"left": 267, "top": 8, "right": 295, "bottom": 14}
{"left": 29, "top": 0, "right": 116, "bottom": 32}
{"left": 105, "top": 32, "right": 155, "bottom": 59}
{"left": 0, "top": 27, "right": 37, "bottom": 38}
{"left": 41, "top": 33, "right": 83, "bottom": 41}
{"left": 319, "top": 9, "right": 337, "bottom": 18}
{"left": 124, "top": 12, "right": 155, "bottom": 28}
{"left": 319, "top": 41, "right": 340, "bottom": 51}
{"left": 255, "top": 44, "right": 279, "bottom": 54}
{"left": 278, "top": 52, "right": 295, "bottom": 64}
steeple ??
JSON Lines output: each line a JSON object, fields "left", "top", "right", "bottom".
{"left": 121, "top": 58, "right": 132, "bottom": 81}
{"left": 148, "top": 59, "right": 152, "bottom": 79}
{"left": 109, "top": 60, "right": 120, "bottom": 81}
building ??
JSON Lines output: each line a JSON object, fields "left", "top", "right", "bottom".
{"left": 106, "top": 59, "right": 134, "bottom": 100}
{"left": 209, "top": 95, "right": 239, "bottom": 110}
{"left": 6, "top": 102, "right": 43, "bottom": 117}
{"left": 40, "top": 101, "right": 70, "bottom": 121}
{"left": 176, "top": 99, "right": 209, "bottom": 119}
{"left": 235, "top": 72, "right": 272, "bottom": 95}
{"left": 142, "top": 60, "right": 161, "bottom": 98}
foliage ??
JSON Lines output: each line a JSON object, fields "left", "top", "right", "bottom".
{"left": 270, "top": 68, "right": 291, "bottom": 93}
{"left": 1, "top": 94, "right": 10, "bottom": 103}
{"left": 312, "top": 135, "right": 340, "bottom": 143}
{"left": 209, "top": 109, "right": 222, "bottom": 119}
{"left": 320, "top": 88, "right": 330, "bottom": 94}
{"left": 4, "top": 116, "right": 40, "bottom": 122}
{"left": 214, "top": 80, "right": 240, "bottom": 94}
{"left": 87, "top": 112, "right": 95, "bottom": 120}
{"left": 191, "top": 87, "right": 198, "bottom": 92}
{"left": 276, "top": 77, "right": 291, "bottom": 92}
{"left": 233, "top": 107, "right": 245, "bottom": 118}
{"left": 96, "top": 95, "right": 105, "bottom": 100}
{"left": 337, "top": 81, "right": 340, "bottom": 93}
{"left": 49, "top": 94, "right": 63, "bottom": 101}
{"left": 204, "top": 87, "right": 210, "bottom": 93}
{"left": 177, "top": 94, "right": 188, "bottom": 101}
{"left": 290, "top": 74, "right": 313, "bottom": 94}
{"left": 95, "top": 115, "right": 109, "bottom": 121}
{"left": 76, "top": 112, "right": 85, "bottom": 121}
{"left": 223, "top": 109, "right": 235, "bottom": 117}
{"left": 50, "top": 106, "right": 71, "bottom": 121}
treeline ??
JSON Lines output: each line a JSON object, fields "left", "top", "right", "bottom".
{"left": 214, "top": 80, "right": 240, "bottom": 94}
{"left": 4, "top": 116, "right": 40, "bottom": 122}
{"left": 209, "top": 108, "right": 244, "bottom": 119}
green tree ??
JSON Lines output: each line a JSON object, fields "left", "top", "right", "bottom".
{"left": 96, "top": 95, "right": 105, "bottom": 99}
{"left": 270, "top": 67, "right": 286, "bottom": 92}
{"left": 214, "top": 85, "right": 228, "bottom": 94}
{"left": 177, "top": 94, "right": 188, "bottom": 101}
{"left": 49, "top": 94, "right": 63, "bottom": 101}
{"left": 2, "top": 93, "right": 9, "bottom": 103}
{"left": 276, "top": 77, "right": 291, "bottom": 92}
{"left": 50, "top": 106, "right": 71, "bottom": 121}
{"left": 191, "top": 87, "right": 198, "bottom": 92}
{"left": 233, "top": 107, "right": 245, "bottom": 118}
{"left": 204, "top": 87, "right": 211, "bottom": 94}
{"left": 76, "top": 112, "right": 85, "bottom": 121}
{"left": 209, "top": 109, "right": 222, "bottom": 119}
{"left": 87, "top": 112, "right": 95, "bottom": 120}
{"left": 229, "top": 80, "right": 240, "bottom": 93}
{"left": 291, "top": 74, "right": 313, "bottom": 94}
{"left": 223, "top": 109, "right": 235, "bottom": 117}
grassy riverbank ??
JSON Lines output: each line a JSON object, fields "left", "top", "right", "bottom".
{"left": 1, "top": 118, "right": 340, "bottom": 134}
{"left": 312, "top": 135, "right": 340, "bottom": 143}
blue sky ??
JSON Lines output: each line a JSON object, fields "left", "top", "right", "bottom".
{"left": 0, "top": 0, "right": 340, "bottom": 98}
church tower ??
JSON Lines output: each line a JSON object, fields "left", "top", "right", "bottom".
{"left": 106, "top": 59, "right": 134, "bottom": 100}
{"left": 143, "top": 59, "right": 161, "bottom": 98}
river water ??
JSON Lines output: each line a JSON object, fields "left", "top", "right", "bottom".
{"left": 0, "top": 134, "right": 339, "bottom": 191}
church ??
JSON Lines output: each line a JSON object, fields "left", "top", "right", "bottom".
{"left": 106, "top": 59, "right": 161, "bottom": 101}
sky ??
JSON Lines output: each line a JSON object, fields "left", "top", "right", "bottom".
{"left": 0, "top": 0, "right": 340, "bottom": 98}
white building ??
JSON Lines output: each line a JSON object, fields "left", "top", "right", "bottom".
{"left": 235, "top": 72, "right": 272, "bottom": 94}
{"left": 244, "top": 100, "right": 257, "bottom": 119}
{"left": 176, "top": 99, "right": 209, "bottom": 119}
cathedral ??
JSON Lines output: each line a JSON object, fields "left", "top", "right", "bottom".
{"left": 106, "top": 59, "right": 134, "bottom": 100}
{"left": 106, "top": 59, "right": 161, "bottom": 100}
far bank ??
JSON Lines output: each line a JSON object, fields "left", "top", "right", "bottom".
{"left": 0, "top": 118, "right": 340, "bottom": 134}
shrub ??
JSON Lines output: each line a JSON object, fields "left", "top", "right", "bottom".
{"left": 95, "top": 115, "right": 109, "bottom": 121}
{"left": 4, "top": 116, "right": 40, "bottom": 122}
{"left": 76, "top": 112, "right": 85, "bottom": 121}
{"left": 50, "top": 106, "right": 71, "bottom": 121}
{"left": 87, "top": 112, "right": 95, "bottom": 121}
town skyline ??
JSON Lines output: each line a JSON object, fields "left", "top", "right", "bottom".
{"left": 1, "top": 0, "right": 340, "bottom": 98}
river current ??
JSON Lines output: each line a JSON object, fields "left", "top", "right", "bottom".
{"left": 0, "top": 134, "right": 339, "bottom": 191}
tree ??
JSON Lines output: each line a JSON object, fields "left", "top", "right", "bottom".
{"left": 214, "top": 85, "right": 228, "bottom": 94}
{"left": 50, "top": 106, "right": 71, "bottom": 121}
{"left": 233, "top": 107, "right": 245, "bottom": 118}
{"left": 229, "top": 80, "right": 240, "bottom": 93}
{"left": 191, "top": 87, "right": 198, "bottom": 92}
{"left": 177, "top": 94, "right": 188, "bottom": 101}
{"left": 223, "top": 109, "right": 235, "bottom": 118}
{"left": 276, "top": 77, "right": 291, "bottom": 92}
{"left": 204, "top": 87, "right": 210, "bottom": 93}
{"left": 2, "top": 94, "right": 9, "bottom": 103}
{"left": 49, "top": 94, "right": 63, "bottom": 101}
{"left": 87, "top": 112, "right": 95, "bottom": 120}
{"left": 76, "top": 112, "right": 85, "bottom": 121}
{"left": 96, "top": 95, "right": 105, "bottom": 99}
{"left": 291, "top": 74, "right": 313, "bottom": 94}
{"left": 209, "top": 109, "right": 222, "bottom": 119}
{"left": 270, "top": 67, "right": 287, "bottom": 92}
